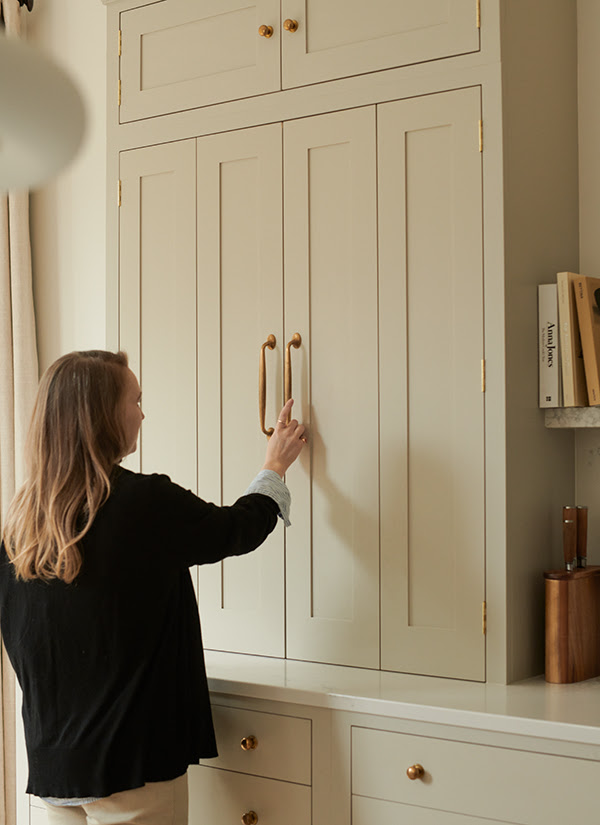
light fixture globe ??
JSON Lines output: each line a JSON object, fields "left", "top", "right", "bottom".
{"left": 0, "top": 33, "right": 85, "bottom": 191}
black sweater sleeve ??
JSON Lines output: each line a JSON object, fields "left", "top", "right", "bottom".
{"left": 124, "top": 471, "right": 280, "bottom": 569}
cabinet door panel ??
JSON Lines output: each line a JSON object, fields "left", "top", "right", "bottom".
{"left": 284, "top": 107, "right": 379, "bottom": 668}
{"left": 378, "top": 87, "right": 485, "bottom": 680}
{"left": 281, "top": 0, "right": 480, "bottom": 89}
{"left": 196, "top": 125, "right": 285, "bottom": 657}
{"left": 120, "top": 0, "right": 280, "bottom": 123}
{"left": 119, "top": 141, "right": 197, "bottom": 494}
{"left": 188, "top": 765, "right": 311, "bottom": 825}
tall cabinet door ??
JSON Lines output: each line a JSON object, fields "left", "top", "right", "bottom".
{"left": 196, "top": 125, "right": 286, "bottom": 657}
{"left": 119, "top": 140, "right": 198, "bottom": 495}
{"left": 284, "top": 107, "right": 380, "bottom": 669}
{"left": 281, "top": 0, "right": 480, "bottom": 89}
{"left": 378, "top": 87, "right": 485, "bottom": 680}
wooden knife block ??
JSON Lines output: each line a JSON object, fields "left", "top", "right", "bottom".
{"left": 545, "top": 566, "right": 600, "bottom": 684}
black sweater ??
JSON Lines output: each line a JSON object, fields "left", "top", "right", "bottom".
{"left": 0, "top": 467, "right": 279, "bottom": 798}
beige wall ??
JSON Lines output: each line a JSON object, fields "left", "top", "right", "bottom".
{"left": 576, "top": 0, "right": 600, "bottom": 558}
{"left": 28, "top": 0, "right": 107, "bottom": 372}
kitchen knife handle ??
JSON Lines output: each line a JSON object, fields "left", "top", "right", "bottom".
{"left": 577, "top": 505, "right": 588, "bottom": 568}
{"left": 562, "top": 506, "right": 577, "bottom": 572}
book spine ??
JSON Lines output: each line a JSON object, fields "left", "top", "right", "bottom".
{"left": 574, "top": 276, "right": 600, "bottom": 405}
{"left": 557, "top": 273, "right": 576, "bottom": 406}
{"left": 538, "top": 284, "right": 561, "bottom": 408}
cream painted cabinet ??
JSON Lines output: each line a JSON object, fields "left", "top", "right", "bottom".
{"left": 195, "top": 124, "right": 285, "bottom": 657}
{"left": 119, "top": 140, "right": 198, "bottom": 492}
{"left": 117, "top": 0, "right": 480, "bottom": 122}
{"left": 119, "top": 0, "right": 281, "bottom": 122}
{"left": 378, "top": 87, "right": 485, "bottom": 680}
{"left": 118, "top": 90, "right": 485, "bottom": 678}
{"left": 281, "top": 0, "right": 480, "bottom": 88}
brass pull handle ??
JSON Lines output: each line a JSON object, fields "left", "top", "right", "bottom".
{"left": 258, "top": 24, "right": 273, "bottom": 38}
{"left": 283, "top": 18, "right": 299, "bottom": 32}
{"left": 259, "top": 335, "right": 276, "bottom": 437}
{"left": 407, "top": 764, "right": 425, "bottom": 781}
{"left": 240, "top": 735, "right": 258, "bottom": 751}
{"left": 284, "top": 333, "right": 302, "bottom": 420}
{"left": 241, "top": 813, "right": 258, "bottom": 825}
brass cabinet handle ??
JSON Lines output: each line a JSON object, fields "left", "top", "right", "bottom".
{"left": 406, "top": 764, "right": 425, "bottom": 780}
{"left": 259, "top": 335, "right": 276, "bottom": 437}
{"left": 241, "top": 813, "right": 258, "bottom": 825}
{"left": 283, "top": 18, "right": 299, "bottom": 32}
{"left": 258, "top": 24, "right": 273, "bottom": 38}
{"left": 284, "top": 333, "right": 302, "bottom": 419}
{"left": 240, "top": 735, "right": 258, "bottom": 751}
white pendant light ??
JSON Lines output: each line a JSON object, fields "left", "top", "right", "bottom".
{"left": 0, "top": 32, "right": 85, "bottom": 191}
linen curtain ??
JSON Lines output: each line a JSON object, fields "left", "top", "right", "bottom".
{"left": 0, "top": 1, "right": 40, "bottom": 822}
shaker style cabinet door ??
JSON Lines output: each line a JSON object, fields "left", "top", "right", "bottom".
{"left": 284, "top": 107, "right": 380, "bottom": 669}
{"left": 196, "top": 124, "right": 286, "bottom": 658}
{"left": 119, "top": 140, "right": 198, "bottom": 495}
{"left": 119, "top": 0, "right": 281, "bottom": 123}
{"left": 281, "top": 0, "right": 480, "bottom": 89}
{"left": 378, "top": 87, "right": 485, "bottom": 680}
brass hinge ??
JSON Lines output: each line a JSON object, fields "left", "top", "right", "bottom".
{"left": 118, "top": 29, "right": 122, "bottom": 57}
{"left": 482, "top": 601, "right": 487, "bottom": 635}
{"left": 479, "top": 120, "right": 483, "bottom": 152}
{"left": 476, "top": 0, "right": 481, "bottom": 28}
{"left": 117, "top": 179, "right": 122, "bottom": 207}
{"left": 481, "top": 359, "right": 486, "bottom": 392}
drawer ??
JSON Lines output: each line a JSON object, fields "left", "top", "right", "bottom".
{"left": 201, "top": 704, "right": 311, "bottom": 784}
{"left": 353, "top": 794, "right": 513, "bottom": 824}
{"left": 188, "top": 764, "right": 311, "bottom": 825}
{"left": 352, "top": 726, "right": 600, "bottom": 825}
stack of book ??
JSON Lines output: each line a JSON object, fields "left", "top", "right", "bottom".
{"left": 538, "top": 272, "right": 600, "bottom": 408}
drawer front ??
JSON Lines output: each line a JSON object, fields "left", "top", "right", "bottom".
{"left": 188, "top": 764, "right": 311, "bottom": 825}
{"left": 352, "top": 726, "right": 600, "bottom": 825}
{"left": 353, "top": 795, "right": 514, "bottom": 824}
{"left": 201, "top": 704, "right": 311, "bottom": 784}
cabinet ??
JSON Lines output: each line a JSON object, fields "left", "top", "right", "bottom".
{"left": 351, "top": 724, "right": 600, "bottom": 825}
{"left": 107, "top": 0, "right": 580, "bottom": 686}
{"left": 118, "top": 0, "right": 480, "bottom": 122}
{"left": 118, "top": 87, "right": 485, "bottom": 676}
{"left": 189, "top": 702, "right": 313, "bottom": 825}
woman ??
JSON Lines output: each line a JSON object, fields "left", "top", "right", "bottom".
{"left": 0, "top": 350, "right": 306, "bottom": 824}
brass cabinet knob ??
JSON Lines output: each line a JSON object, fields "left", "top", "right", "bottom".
{"left": 283, "top": 18, "right": 299, "bottom": 32}
{"left": 241, "top": 813, "right": 258, "bottom": 825}
{"left": 258, "top": 24, "right": 274, "bottom": 38}
{"left": 240, "top": 735, "right": 258, "bottom": 751}
{"left": 407, "top": 763, "right": 425, "bottom": 780}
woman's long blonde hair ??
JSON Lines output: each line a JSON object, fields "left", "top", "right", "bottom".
{"left": 2, "top": 350, "right": 130, "bottom": 583}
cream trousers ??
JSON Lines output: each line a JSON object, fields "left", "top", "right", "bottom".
{"left": 42, "top": 773, "right": 188, "bottom": 825}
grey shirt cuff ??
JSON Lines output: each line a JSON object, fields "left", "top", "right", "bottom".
{"left": 244, "top": 469, "right": 291, "bottom": 527}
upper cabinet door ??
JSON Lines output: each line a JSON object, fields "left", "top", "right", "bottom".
{"left": 284, "top": 107, "right": 380, "bottom": 669}
{"left": 281, "top": 0, "right": 480, "bottom": 89}
{"left": 196, "top": 124, "right": 286, "bottom": 658}
{"left": 119, "top": 0, "right": 281, "bottom": 123}
{"left": 378, "top": 87, "right": 485, "bottom": 681}
{"left": 119, "top": 140, "right": 198, "bottom": 494}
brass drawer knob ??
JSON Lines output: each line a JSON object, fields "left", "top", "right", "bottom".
{"left": 283, "top": 18, "right": 299, "bottom": 32}
{"left": 258, "top": 24, "right": 274, "bottom": 38}
{"left": 240, "top": 735, "right": 258, "bottom": 751}
{"left": 242, "top": 812, "right": 258, "bottom": 825}
{"left": 407, "top": 763, "right": 425, "bottom": 780}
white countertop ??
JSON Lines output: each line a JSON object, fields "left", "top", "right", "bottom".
{"left": 205, "top": 651, "right": 600, "bottom": 747}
